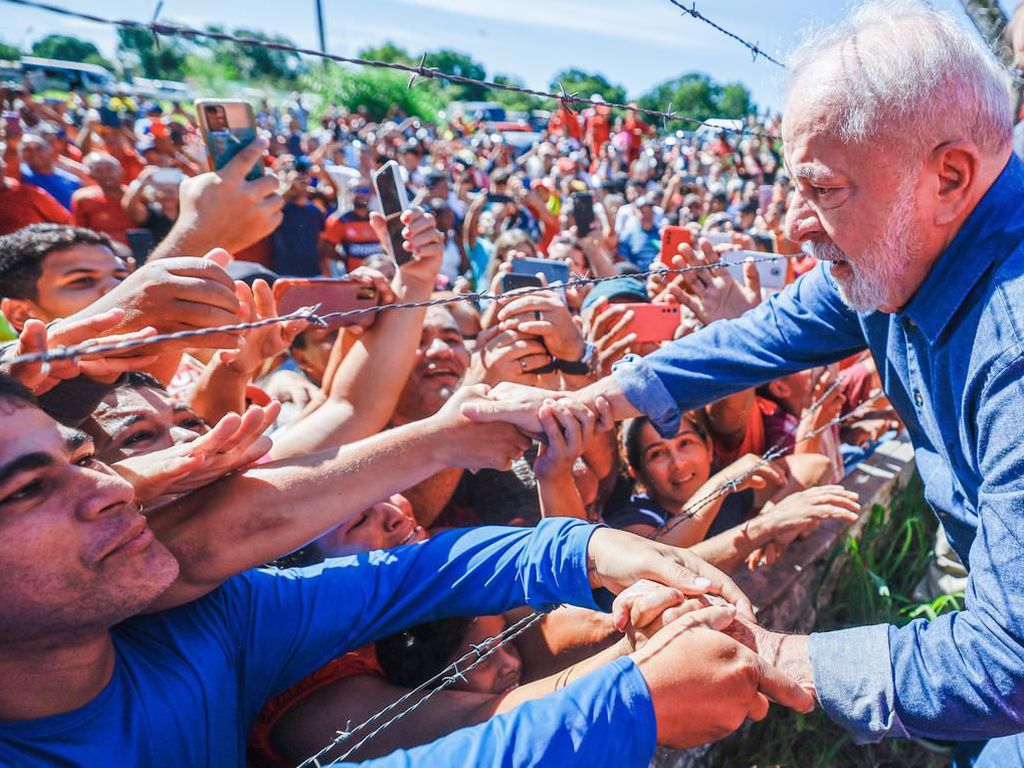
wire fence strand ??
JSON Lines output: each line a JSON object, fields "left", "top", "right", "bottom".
{"left": 2, "top": 0, "right": 776, "bottom": 138}
{"left": 666, "top": 0, "right": 786, "bottom": 68}
{"left": 1, "top": 253, "right": 803, "bottom": 367}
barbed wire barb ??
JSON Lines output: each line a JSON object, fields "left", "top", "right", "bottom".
{"left": 666, "top": 0, "right": 786, "bottom": 69}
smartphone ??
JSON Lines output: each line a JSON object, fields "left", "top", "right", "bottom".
{"left": 717, "top": 249, "right": 788, "bottom": 291}
{"left": 619, "top": 303, "right": 681, "bottom": 344}
{"left": 149, "top": 168, "right": 184, "bottom": 186}
{"left": 273, "top": 278, "right": 380, "bottom": 329}
{"left": 486, "top": 193, "right": 514, "bottom": 205}
{"left": 572, "top": 192, "right": 595, "bottom": 236}
{"left": 499, "top": 272, "right": 544, "bottom": 293}
{"left": 698, "top": 231, "right": 737, "bottom": 247}
{"left": 372, "top": 160, "right": 413, "bottom": 265}
{"left": 659, "top": 225, "right": 693, "bottom": 267}
{"left": 124, "top": 229, "right": 154, "bottom": 266}
{"left": 195, "top": 99, "right": 262, "bottom": 181}
{"left": 3, "top": 110, "right": 21, "bottom": 138}
{"left": 509, "top": 257, "right": 570, "bottom": 285}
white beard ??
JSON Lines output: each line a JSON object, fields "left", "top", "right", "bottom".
{"left": 802, "top": 184, "right": 921, "bottom": 313}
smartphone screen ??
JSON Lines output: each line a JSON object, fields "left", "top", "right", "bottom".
{"left": 619, "top": 303, "right": 680, "bottom": 343}
{"left": 372, "top": 160, "right": 413, "bottom": 265}
{"left": 718, "top": 250, "right": 787, "bottom": 291}
{"left": 196, "top": 100, "right": 262, "bottom": 181}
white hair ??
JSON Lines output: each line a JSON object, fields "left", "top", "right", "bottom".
{"left": 785, "top": 0, "right": 1013, "bottom": 153}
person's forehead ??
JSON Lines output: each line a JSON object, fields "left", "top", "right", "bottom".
{"left": 0, "top": 403, "right": 66, "bottom": 464}
{"left": 424, "top": 307, "right": 461, "bottom": 334}
{"left": 41, "top": 244, "right": 121, "bottom": 278}
{"left": 96, "top": 386, "right": 173, "bottom": 424}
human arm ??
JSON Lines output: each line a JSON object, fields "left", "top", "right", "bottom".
{"left": 122, "top": 166, "right": 156, "bottom": 223}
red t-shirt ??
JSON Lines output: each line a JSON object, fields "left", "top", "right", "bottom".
{"left": 548, "top": 107, "right": 582, "bottom": 141}
{"left": 586, "top": 113, "right": 612, "bottom": 154}
{"left": 322, "top": 210, "right": 383, "bottom": 272}
{"left": 107, "top": 145, "right": 145, "bottom": 182}
{"left": 0, "top": 177, "right": 72, "bottom": 235}
{"left": 71, "top": 186, "right": 135, "bottom": 244}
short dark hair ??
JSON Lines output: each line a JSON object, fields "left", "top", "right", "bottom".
{"left": 376, "top": 617, "right": 472, "bottom": 688}
{"left": 0, "top": 224, "right": 115, "bottom": 301}
{"left": 0, "top": 373, "right": 38, "bottom": 409}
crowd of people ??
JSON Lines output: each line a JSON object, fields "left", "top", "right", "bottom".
{"left": 3, "top": 0, "right": 1024, "bottom": 766}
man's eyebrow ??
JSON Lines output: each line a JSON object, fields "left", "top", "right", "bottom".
{"left": 103, "top": 413, "right": 147, "bottom": 434}
{"left": 792, "top": 163, "right": 839, "bottom": 183}
{"left": 0, "top": 453, "right": 53, "bottom": 488}
{"left": 65, "top": 429, "right": 92, "bottom": 452}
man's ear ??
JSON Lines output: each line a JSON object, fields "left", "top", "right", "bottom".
{"left": 930, "top": 140, "right": 981, "bottom": 227}
{"left": 0, "top": 297, "right": 40, "bottom": 332}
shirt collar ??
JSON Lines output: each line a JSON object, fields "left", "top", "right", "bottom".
{"left": 903, "top": 153, "right": 1024, "bottom": 344}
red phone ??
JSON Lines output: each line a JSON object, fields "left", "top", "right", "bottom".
{"left": 660, "top": 226, "right": 693, "bottom": 267}
{"left": 273, "top": 278, "right": 380, "bottom": 329}
{"left": 619, "top": 303, "right": 681, "bottom": 343}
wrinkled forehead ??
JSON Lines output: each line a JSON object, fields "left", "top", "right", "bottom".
{"left": 424, "top": 305, "right": 461, "bottom": 335}
{"left": 0, "top": 400, "right": 67, "bottom": 465}
{"left": 94, "top": 386, "right": 175, "bottom": 427}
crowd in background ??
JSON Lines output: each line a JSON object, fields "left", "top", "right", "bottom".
{"left": 0, "top": 72, "right": 903, "bottom": 766}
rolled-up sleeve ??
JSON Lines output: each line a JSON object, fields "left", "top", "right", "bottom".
{"left": 612, "top": 265, "right": 867, "bottom": 437}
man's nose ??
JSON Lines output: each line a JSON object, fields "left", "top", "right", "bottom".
{"left": 424, "top": 338, "right": 452, "bottom": 359}
{"left": 75, "top": 463, "right": 136, "bottom": 521}
{"left": 784, "top": 191, "right": 822, "bottom": 243}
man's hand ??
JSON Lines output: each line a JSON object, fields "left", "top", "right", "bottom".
{"left": 368, "top": 207, "right": 444, "bottom": 293}
{"left": 723, "top": 619, "right": 817, "bottom": 701}
{"left": 673, "top": 240, "right": 762, "bottom": 325}
{"left": 496, "top": 289, "right": 585, "bottom": 361}
{"left": 586, "top": 526, "right": 756, "bottom": 620}
{"left": 583, "top": 296, "right": 637, "bottom": 377}
{"left": 461, "top": 381, "right": 574, "bottom": 436}
{"left": 3, "top": 312, "right": 158, "bottom": 394}
{"left": 533, "top": 397, "right": 612, "bottom": 479}
{"left": 465, "top": 327, "right": 553, "bottom": 387}
{"left": 631, "top": 606, "right": 815, "bottom": 749}
{"left": 57, "top": 252, "right": 243, "bottom": 352}
{"left": 111, "top": 402, "right": 279, "bottom": 505}
{"left": 429, "top": 384, "right": 533, "bottom": 471}
{"left": 218, "top": 279, "right": 308, "bottom": 377}
{"left": 153, "top": 137, "right": 283, "bottom": 258}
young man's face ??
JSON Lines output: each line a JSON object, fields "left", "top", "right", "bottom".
{"left": 393, "top": 307, "right": 469, "bottom": 424}
{"left": 0, "top": 400, "right": 178, "bottom": 644}
{"left": 85, "top": 385, "right": 208, "bottom": 463}
{"left": 1, "top": 244, "right": 128, "bottom": 329}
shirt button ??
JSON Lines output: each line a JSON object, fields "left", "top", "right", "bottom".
{"left": 914, "top": 390, "right": 924, "bottom": 407}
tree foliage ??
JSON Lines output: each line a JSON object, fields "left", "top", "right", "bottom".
{"left": 31, "top": 34, "right": 112, "bottom": 69}
{"left": 548, "top": 68, "right": 627, "bottom": 106}
{"left": 637, "top": 73, "right": 753, "bottom": 128}
{"left": 117, "top": 27, "right": 188, "bottom": 79}
{"left": 491, "top": 74, "right": 543, "bottom": 113}
{"left": 201, "top": 26, "right": 304, "bottom": 85}
{"left": 427, "top": 49, "right": 488, "bottom": 102}
{"left": 357, "top": 42, "right": 415, "bottom": 66}
{"left": 303, "top": 66, "right": 442, "bottom": 123}
{"left": 0, "top": 40, "right": 22, "bottom": 61}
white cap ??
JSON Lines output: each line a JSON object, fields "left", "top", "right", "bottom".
{"left": 590, "top": 94, "right": 606, "bottom": 104}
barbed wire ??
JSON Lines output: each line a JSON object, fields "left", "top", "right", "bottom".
{"left": 1, "top": 253, "right": 803, "bottom": 367}
{"left": 666, "top": 0, "right": 786, "bottom": 68}
{"left": 297, "top": 610, "right": 547, "bottom": 767}
{"left": 2, "top": 0, "right": 776, "bottom": 138}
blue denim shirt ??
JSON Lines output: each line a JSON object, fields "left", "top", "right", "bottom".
{"left": 613, "top": 153, "right": 1024, "bottom": 743}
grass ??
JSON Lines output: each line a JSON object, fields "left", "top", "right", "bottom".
{"left": 724, "top": 472, "right": 961, "bottom": 768}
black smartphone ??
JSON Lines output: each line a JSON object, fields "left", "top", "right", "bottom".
{"left": 572, "top": 192, "right": 595, "bottom": 237}
{"left": 499, "top": 272, "right": 544, "bottom": 293}
{"left": 372, "top": 160, "right": 413, "bottom": 265}
{"left": 125, "top": 229, "right": 154, "bottom": 266}
{"left": 487, "top": 193, "right": 514, "bottom": 204}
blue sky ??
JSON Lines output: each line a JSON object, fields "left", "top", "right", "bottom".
{"left": 3, "top": 0, "right": 1016, "bottom": 110}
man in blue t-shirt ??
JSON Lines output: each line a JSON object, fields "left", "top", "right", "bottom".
{"left": 18, "top": 134, "right": 82, "bottom": 211}
{"left": 616, "top": 194, "right": 661, "bottom": 272}
{"left": 271, "top": 164, "right": 325, "bottom": 277}
{"left": 0, "top": 373, "right": 810, "bottom": 767}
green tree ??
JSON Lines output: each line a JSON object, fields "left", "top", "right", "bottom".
{"left": 203, "top": 26, "right": 304, "bottom": 84}
{"left": 637, "top": 72, "right": 754, "bottom": 129}
{"left": 548, "top": 68, "right": 627, "bottom": 107}
{"left": 30, "top": 34, "right": 112, "bottom": 69}
{"left": 117, "top": 27, "right": 188, "bottom": 79}
{"left": 303, "top": 66, "right": 442, "bottom": 123}
{"left": 491, "top": 74, "right": 543, "bottom": 113}
{"left": 357, "top": 42, "right": 415, "bottom": 65}
{"left": 0, "top": 40, "right": 22, "bottom": 61}
{"left": 426, "top": 49, "right": 488, "bottom": 101}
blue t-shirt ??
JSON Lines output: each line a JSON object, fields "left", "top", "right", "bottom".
{"left": 19, "top": 164, "right": 81, "bottom": 211}
{"left": 272, "top": 201, "right": 325, "bottom": 277}
{"left": 0, "top": 520, "right": 656, "bottom": 767}
{"left": 616, "top": 225, "right": 660, "bottom": 272}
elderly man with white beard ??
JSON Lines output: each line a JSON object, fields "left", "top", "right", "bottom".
{"left": 464, "top": 1, "right": 1024, "bottom": 764}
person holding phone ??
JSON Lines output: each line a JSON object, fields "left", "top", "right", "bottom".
{"left": 320, "top": 183, "right": 384, "bottom": 276}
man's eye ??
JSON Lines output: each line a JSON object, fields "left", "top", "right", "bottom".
{"left": 813, "top": 186, "right": 833, "bottom": 197}
{"left": 122, "top": 430, "right": 156, "bottom": 447}
{"left": 2, "top": 479, "right": 42, "bottom": 504}
{"left": 74, "top": 454, "right": 98, "bottom": 468}
{"left": 68, "top": 277, "right": 97, "bottom": 289}
{"left": 349, "top": 514, "right": 368, "bottom": 531}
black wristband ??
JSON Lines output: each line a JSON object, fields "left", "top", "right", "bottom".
{"left": 554, "top": 358, "right": 591, "bottom": 375}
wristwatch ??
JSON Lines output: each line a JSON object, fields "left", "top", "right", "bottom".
{"left": 555, "top": 342, "right": 597, "bottom": 376}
